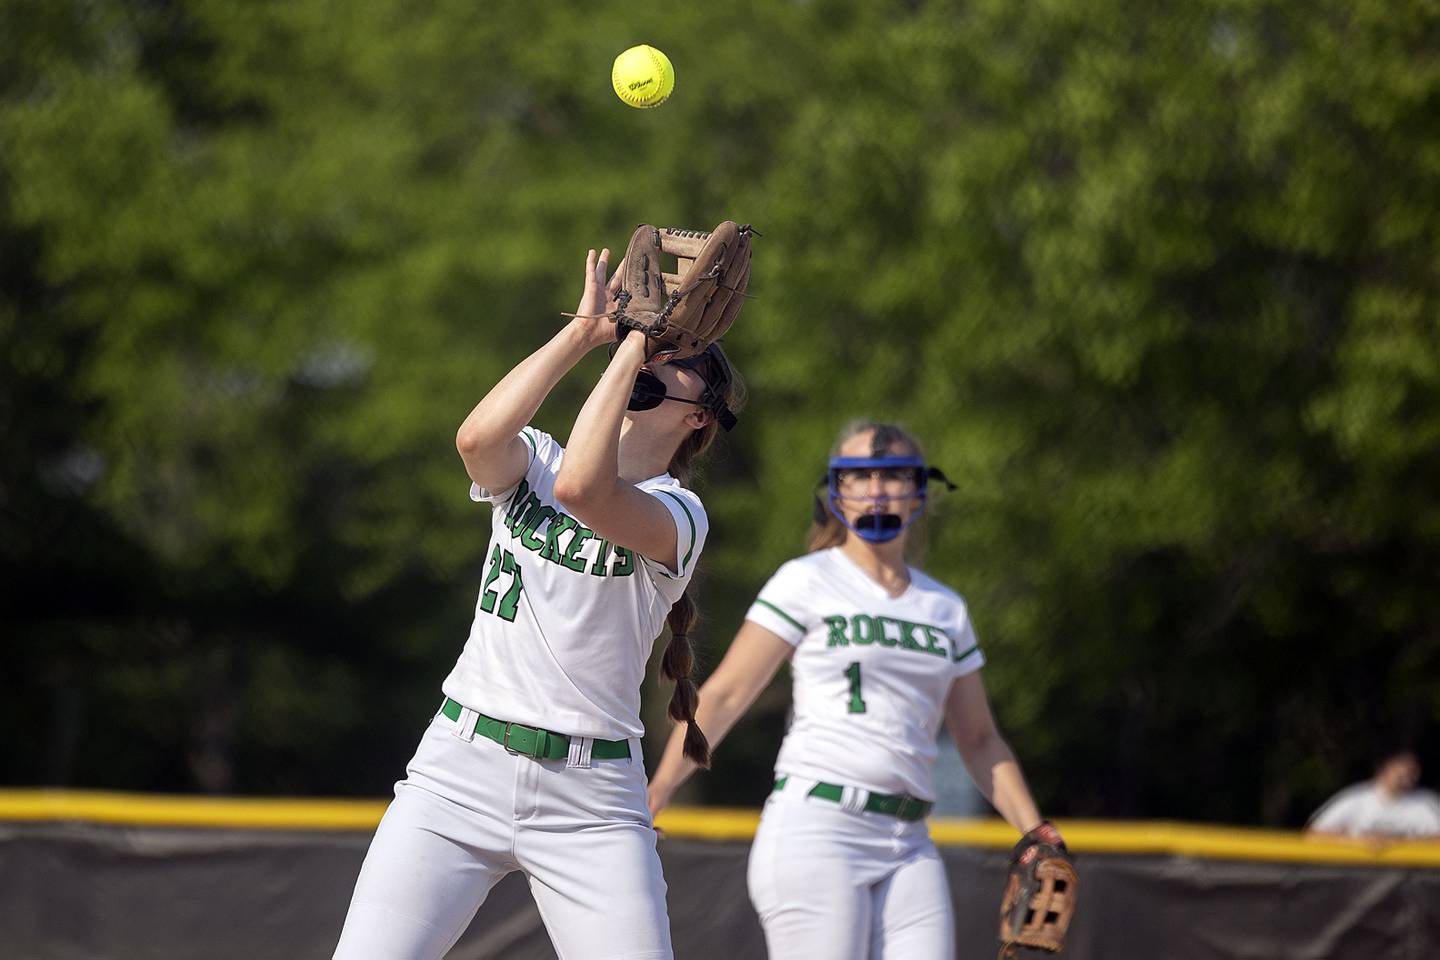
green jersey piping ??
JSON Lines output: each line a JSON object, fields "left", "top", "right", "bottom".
{"left": 655, "top": 489, "right": 697, "bottom": 574}
{"left": 753, "top": 598, "right": 805, "bottom": 634}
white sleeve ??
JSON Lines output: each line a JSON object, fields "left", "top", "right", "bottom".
{"left": 1418, "top": 792, "right": 1440, "bottom": 834}
{"left": 949, "top": 602, "right": 985, "bottom": 677}
{"left": 637, "top": 486, "right": 709, "bottom": 606}
{"left": 469, "top": 427, "right": 552, "bottom": 504}
{"left": 744, "top": 561, "right": 813, "bottom": 647}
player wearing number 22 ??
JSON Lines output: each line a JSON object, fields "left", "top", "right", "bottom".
{"left": 649, "top": 420, "right": 1062, "bottom": 959}
{"left": 333, "top": 247, "right": 744, "bottom": 960}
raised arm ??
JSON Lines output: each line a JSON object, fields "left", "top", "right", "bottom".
{"left": 456, "top": 248, "right": 617, "bottom": 492}
{"left": 648, "top": 622, "right": 795, "bottom": 815}
{"left": 944, "top": 671, "right": 1045, "bottom": 834}
{"left": 551, "top": 332, "right": 691, "bottom": 568}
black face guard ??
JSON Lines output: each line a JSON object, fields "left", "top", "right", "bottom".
{"left": 627, "top": 368, "right": 708, "bottom": 412}
{"left": 624, "top": 344, "right": 738, "bottom": 431}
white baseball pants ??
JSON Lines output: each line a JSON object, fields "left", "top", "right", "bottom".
{"left": 746, "top": 780, "right": 954, "bottom": 959}
{"left": 334, "top": 707, "right": 672, "bottom": 960}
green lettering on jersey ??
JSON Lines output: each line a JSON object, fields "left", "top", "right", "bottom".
{"left": 822, "top": 614, "right": 955, "bottom": 660}
{"left": 610, "top": 546, "right": 635, "bottom": 577}
{"left": 503, "top": 479, "right": 531, "bottom": 525}
{"left": 875, "top": 616, "right": 900, "bottom": 648}
{"left": 497, "top": 550, "right": 524, "bottom": 621}
{"left": 844, "top": 662, "right": 867, "bottom": 714}
{"left": 479, "top": 547, "right": 524, "bottom": 622}
{"left": 508, "top": 492, "right": 541, "bottom": 537}
{"left": 518, "top": 505, "right": 555, "bottom": 552}
{"left": 478, "top": 544, "right": 504, "bottom": 614}
{"left": 561, "top": 526, "right": 594, "bottom": 572}
{"left": 896, "top": 618, "right": 923, "bottom": 651}
{"left": 590, "top": 539, "right": 612, "bottom": 577}
{"left": 540, "top": 513, "right": 578, "bottom": 563}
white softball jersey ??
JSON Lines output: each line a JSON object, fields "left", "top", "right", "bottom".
{"left": 744, "top": 547, "right": 984, "bottom": 801}
{"left": 443, "top": 426, "right": 707, "bottom": 740}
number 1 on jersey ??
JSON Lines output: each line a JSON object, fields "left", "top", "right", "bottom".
{"left": 844, "top": 661, "right": 867, "bottom": 714}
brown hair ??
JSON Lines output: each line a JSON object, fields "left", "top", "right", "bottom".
{"left": 806, "top": 419, "right": 927, "bottom": 556}
{"left": 662, "top": 345, "right": 747, "bottom": 767}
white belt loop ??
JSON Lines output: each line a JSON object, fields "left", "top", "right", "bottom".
{"left": 839, "top": 784, "right": 869, "bottom": 814}
{"left": 452, "top": 705, "right": 478, "bottom": 743}
{"left": 567, "top": 735, "right": 594, "bottom": 769}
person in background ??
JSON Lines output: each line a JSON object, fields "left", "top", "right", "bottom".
{"left": 648, "top": 419, "right": 1063, "bottom": 958}
{"left": 1307, "top": 749, "right": 1440, "bottom": 841}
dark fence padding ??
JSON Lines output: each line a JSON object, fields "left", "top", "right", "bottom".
{"left": 2, "top": 822, "right": 1437, "bottom": 959}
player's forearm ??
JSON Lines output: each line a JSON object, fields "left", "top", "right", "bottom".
{"left": 456, "top": 322, "right": 594, "bottom": 455}
{"left": 959, "top": 734, "right": 1043, "bottom": 834}
{"left": 649, "top": 725, "right": 700, "bottom": 809}
{"left": 554, "top": 335, "right": 645, "bottom": 504}
{"left": 648, "top": 679, "right": 754, "bottom": 809}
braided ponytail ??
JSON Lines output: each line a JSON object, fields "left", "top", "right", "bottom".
{"left": 657, "top": 345, "right": 744, "bottom": 769}
{"left": 662, "top": 589, "right": 710, "bottom": 767}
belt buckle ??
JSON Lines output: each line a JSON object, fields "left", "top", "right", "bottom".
{"left": 503, "top": 722, "right": 544, "bottom": 757}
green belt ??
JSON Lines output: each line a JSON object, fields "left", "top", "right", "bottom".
{"left": 773, "top": 776, "right": 933, "bottom": 822}
{"left": 442, "top": 698, "right": 630, "bottom": 761}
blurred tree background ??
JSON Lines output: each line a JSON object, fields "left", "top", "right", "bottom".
{"left": 2, "top": 0, "right": 1438, "bottom": 827}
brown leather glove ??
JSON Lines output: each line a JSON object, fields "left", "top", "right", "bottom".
{"left": 613, "top": 221, "right": 753, "bottom": 361}
{"left": 998, "top": 821, "right": 1077, "bottom": 957}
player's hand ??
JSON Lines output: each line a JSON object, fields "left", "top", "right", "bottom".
{"left": 646, "top": 783, "right": 671, "bottom": 819}
{"left": 570, "top": 248, "right": 622, "bottom": 351}
{"left": 647, "top": 785, "right": 672, "bottom": 839}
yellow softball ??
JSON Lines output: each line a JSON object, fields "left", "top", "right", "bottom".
{"left": 612, "top": 44, "right": 674, "bottom": 109}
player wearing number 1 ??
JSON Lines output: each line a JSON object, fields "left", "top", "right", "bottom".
{"left": 333, "top": 246, "right": 745, "bottom": 960}
{"left": 648, "top": 420, "right": 1063, "bottom": 958}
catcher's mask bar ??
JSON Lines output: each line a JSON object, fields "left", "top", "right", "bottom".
{"left": 818, "top": 455, "right": 956, "bottom": 543}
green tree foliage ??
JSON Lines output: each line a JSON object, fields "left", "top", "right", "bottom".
{"left": 2, "top": 0, "right": 1437, "bottom": 824}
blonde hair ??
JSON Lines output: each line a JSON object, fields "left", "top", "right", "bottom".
{"left": 807, "top": 419, "right": 928, "bottom": 560}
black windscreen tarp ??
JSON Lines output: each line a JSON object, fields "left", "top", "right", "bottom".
{"left": 2, "top": 822, "right": 1437, "bottom": 959}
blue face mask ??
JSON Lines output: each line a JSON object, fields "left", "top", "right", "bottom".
{"left": 818, "top": 455, "right": 956, "bottom": 543}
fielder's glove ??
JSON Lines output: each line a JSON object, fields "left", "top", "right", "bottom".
{"left": 998, "top": 821, "right": 1077, "bottom": 958}
{"left": 613, "top": 221, "right": 754, "bottom": 361}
